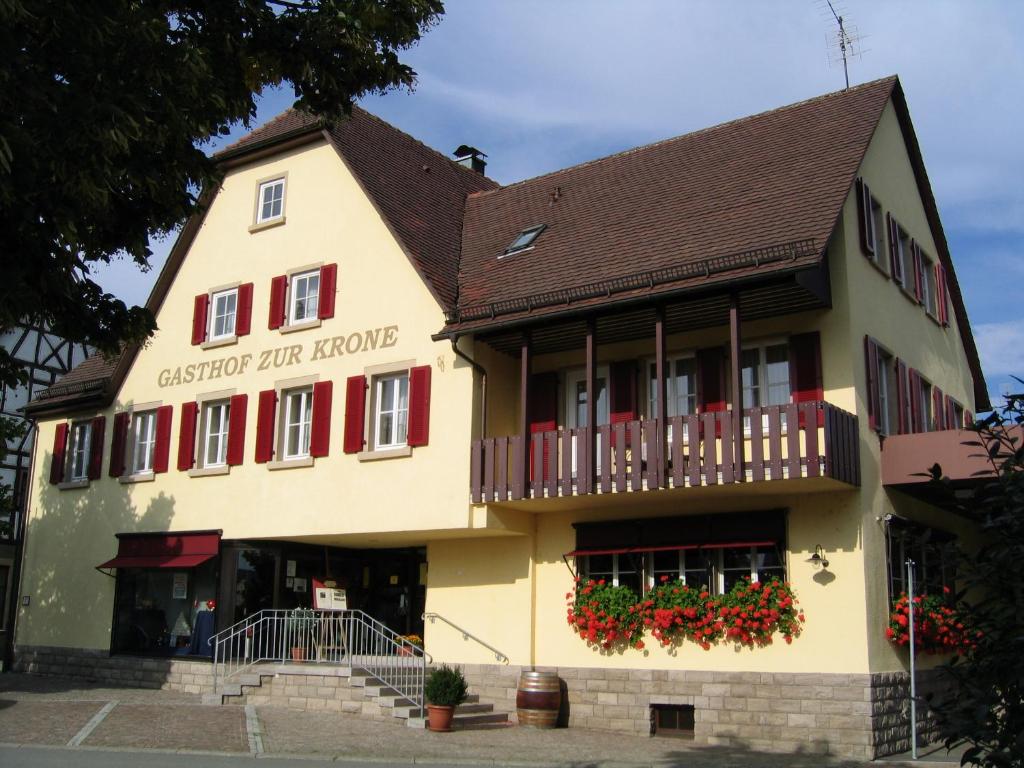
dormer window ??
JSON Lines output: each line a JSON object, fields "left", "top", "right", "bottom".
{"left": 502, "top": 224, "right": 546, "bottom": 257}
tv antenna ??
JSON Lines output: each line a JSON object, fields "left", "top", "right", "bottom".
{"left": 820, "top": 0, "right": 865, "bottom": 90}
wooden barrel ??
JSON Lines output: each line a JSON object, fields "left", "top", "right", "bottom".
{"left": 516, "top": 670, "right": 561, "bottom": 728}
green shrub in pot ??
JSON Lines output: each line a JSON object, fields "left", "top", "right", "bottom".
{"left": 425, "top": 664, "right": 468, "bottom": 707}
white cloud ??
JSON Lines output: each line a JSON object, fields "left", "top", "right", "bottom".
{"left": 975, "top": 320, "right": 1024, "bottom": 378}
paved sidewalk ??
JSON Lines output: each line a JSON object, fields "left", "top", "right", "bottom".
{"left": 0, "top": 673, "right": 963, "bottom": 767}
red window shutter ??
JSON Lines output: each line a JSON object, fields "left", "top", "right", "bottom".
{"left": 49, "top": 423, "right": 69, "bottom": 484}
{"left": 318, "top": 264, "right": 338, "bottom": 320}
{"left": 226, "top": 394, "right": 248, "bottom": 466}
{"left": 236, "top": 283, "right": 254, "bottom": 336}
{"left": 855, "top": 179, "right": 873, "bottom": 256}
{"left": 913, "top": 244, "right": 924, "bottom": 303}
{"left": 965, "top": 410, "right": 974, "bottom": 427}
{"left": 896, "top": 360, "right": 909, "bottom": 434}
{"left": 177, "top": 401, "right": 198, "bottom": 471}
{"left": 408, "top": 365, "right": 432, "bottom": 447}
{"left": 887, "top": 214, "right": 901, "bottom": 281}
{"left": 788, "top": 332, "right": 824, "bottom": 428}
{"left": 152, "top": 405, "right": 173, "bottom": 473}
{"left": 268, "top": 275, "right": 287, "bottom": 330}
{"left": 343, "top": 375, "right": 367, "bottom": 454}
{"left": 310, "top": 381, "right": 334, "bottom": 457}
{"left": 944, "top": 395, "right": 956, "bottom": 430}
{"left": 109, "top": 412, "right": 129, "bottom": 477}
{"left": 191, "top": 294, "right": 209, "bottom": 345}
{"left": 936, "top": 263, "right": 949, "bottom": 326}
{"left": 864, "top": 336, "right": 880, "bottom": 432}
{"left": 932, "top": 387, "right": 945, "bottom": 431}
{"left": 908, "top": 369, "right": 922, "bottom": 433}
{"left": 255, "top": 389, "right": 277, "bottom": 463}
{"left": 529, "top": 371, "right": 558, "bottom": 480}
{"left": 87, "top": 416, "right": 106, "bottom": 480}
{"left": 609, "top": 361, "right": 637, "bottom": 425}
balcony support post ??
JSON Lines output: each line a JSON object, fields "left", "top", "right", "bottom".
{"left": 585, "top": 318, "right": 596, "bottom": 495}
{"left": 518, "top": 332, "right": 532, "bottom": 496}
{"left": 655, "top": 305, "right": 667, "bottom": 488}
{"left": 729, "top": 293, "right": 744, "bottom": 480}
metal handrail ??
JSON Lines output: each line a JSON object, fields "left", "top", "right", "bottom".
{"left": 422, "top": 612, "right": 509, "bottom": 664}
{"left": 210, "top": 609, "right": 429, "bottom": 713}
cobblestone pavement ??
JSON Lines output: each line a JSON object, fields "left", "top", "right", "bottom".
{"left": 0, "top": 674, "right": 960, "bottom": 767}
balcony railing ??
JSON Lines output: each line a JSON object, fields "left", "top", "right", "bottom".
{"left": 470, "top": 401, "right": 859, "bottom": 503}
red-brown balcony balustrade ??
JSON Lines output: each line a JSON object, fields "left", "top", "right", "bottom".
{"left": 470, "top": 401, "right": 859, "bottom": 503}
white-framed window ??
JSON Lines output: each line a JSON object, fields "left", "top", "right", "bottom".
{"left": 868, "top": 195, "right": 887, "bottom": 271}
{"left": 917, "top": 375, "right": 934, "bottom": 432}
{"left": 374, "top": 373, "right": 409, "bottom": 449}
{"left": 893, "top": 222, "right": 912, "bottom": 290}
{"left": 67, "top": 421, "right": 92, "bottom": 481}
{"left": 648, "top": 356, "right": 697, "bottom": 418}
{"left": 201, "top": 401, "right": 231, "bottom": 468}
{"left": 131, "top": 411, "right": 157, "bottom": 474}
{"left": 282, "top": 387, "right": 313, "bottom": 460}
{"left": 209, "top": 288, "right": 238, "bottom": 341}
{"left": 741, "top": 343, "right": 790, "bottom": 410}
{"left": 581, "top": 545, "right": 786, "bottom": 597}
{"left": 257, "top": 178, "right": 285, "bottom": 224}
{"left": 875, "top": 345, "right": 897, "bottom": 436}
{"left": 289, "top": 270, "right": 320, "bottom": 325}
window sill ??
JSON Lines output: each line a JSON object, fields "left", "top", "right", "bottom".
{"left": 248, "top": 217, "right": 286, "bottom": 234}
{"left": 280, "top": 319, "right": 321, "bottom": 335}
{"left": 866, "top": 255, "right": 891, "bottom": 279}
{"left": 119, "top": 472, "right": 155, "bottom": 484}
{"left": 926, "top": 310, "right": 943, "bottom": 328}
{"left": 357, "top": 446, "right": 412, "bottom": 462}
{"left": 267, "top": 456, "right": 314, "bottom": 471}
{"left": 188, "top": 465, "right": 230, "bottom": 478}
{"left": 201, "top": 336, "right": 238, "bottom": 351}
{"left": 57, "top": 479, "right": 90, "bottom": 490}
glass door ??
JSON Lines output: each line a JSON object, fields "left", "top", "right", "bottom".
{"left": 565, "top": 366, "right": 609, "bottom": 476}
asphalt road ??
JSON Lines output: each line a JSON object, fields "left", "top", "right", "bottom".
{"left": 0, "top": 746, "right": 505, "bottom": 768}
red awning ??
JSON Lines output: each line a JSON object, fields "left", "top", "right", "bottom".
{"left": 565, "top": 541, "right": 776, "bottom": 558}
{"left": 97, "top": 530, "right": 221, "bottom": 571}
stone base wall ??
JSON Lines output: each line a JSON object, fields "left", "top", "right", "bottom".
{"left": 460, "top": 663, "right": 947, "bottom": 760}
{"left": 13, "top": 644, "right": 217, "bottom": 694}
{"left": 234, "top": 671, "right": 392, "bottom": 720}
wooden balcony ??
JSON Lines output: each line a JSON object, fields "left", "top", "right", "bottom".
{"left": 470, "top": 401, "right": 859, "bottom": 504}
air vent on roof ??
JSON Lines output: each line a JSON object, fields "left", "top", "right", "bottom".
{"left": 453, "top": 145, "right": 487, "bottom": 174}
{"left": 501, "top": 224, "right": 546, "bottom": 258}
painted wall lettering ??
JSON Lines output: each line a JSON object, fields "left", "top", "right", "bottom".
{"left": 156, "top": 325, "right": 399, "bottom": 387}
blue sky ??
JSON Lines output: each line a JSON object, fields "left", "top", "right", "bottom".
{"left": 93, "top": 0, "right": 1023, "bottom": 405}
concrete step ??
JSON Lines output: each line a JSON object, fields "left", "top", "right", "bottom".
{"left": 454, "top": 702, "right": 497, "bottom": 715}
{"left": 452, "top": 712, "right": 512, "bottom": 727}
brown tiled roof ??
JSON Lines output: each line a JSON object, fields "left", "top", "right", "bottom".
{"left": 26, "top": 353, "right": 119, "bottom": 413}
{"left": 448, "top": 77, "right": 898, "bottom": 330}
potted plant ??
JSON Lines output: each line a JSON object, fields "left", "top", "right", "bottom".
{"left": 398, "top": 633, "right": 423, "bottom": 656}
{"left": 287, "top": 608, "right": 315, "bottom": 661}
{"left": 424, "top": 664, "right": 468, "bottom": 732}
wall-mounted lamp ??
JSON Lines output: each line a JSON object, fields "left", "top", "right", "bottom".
{"left": 805, "top": 545, "right": 830, "bottom": 569}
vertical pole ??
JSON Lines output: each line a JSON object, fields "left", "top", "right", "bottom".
{"left": 655, "top": 306, "right": 667, "bottom": 488}
{"left": 907, "top": 557, "right": 918, "bottom": 760}
{"left": 518, "top": 333, "right": 532, "bottom": 495}
{"left": 729, "top": 293, "right": 744, "bottom": 479}
{"left": 585, "top": 318, "right": 597, "bottom": 495}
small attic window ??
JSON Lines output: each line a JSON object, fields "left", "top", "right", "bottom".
{"left": 502, "top": 224, "right": 546, "bottom": 257}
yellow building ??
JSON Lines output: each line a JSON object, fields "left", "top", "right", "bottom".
{"left": 15, "top": 76, "right": 989, "bottom": 758}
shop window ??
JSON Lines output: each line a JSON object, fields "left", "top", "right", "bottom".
{"left": 112, "top": 559, "right": 218, "bottom": 656}
{"left": 131, "top": 410, "right": 158, "bottom": 474}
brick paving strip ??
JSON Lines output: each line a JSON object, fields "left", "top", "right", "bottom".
{"left": 244, "top": 704, "right": 264, "bottom": 754}
{"left": 66, "top": 700, "right": 118, "bottom": 747}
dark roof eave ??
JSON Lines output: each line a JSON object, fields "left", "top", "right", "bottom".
{"left": 212, "top": 123, "right": 325, "bottom": 167}
{"left": 24, "top": 383, "right": 112, "bottom": 418}
{"left": 432, "top": 262, "right": 819, "bottom": 342}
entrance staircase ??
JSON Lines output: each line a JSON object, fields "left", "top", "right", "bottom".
{"left": 204, "top": 609, "right": 510, "bottom": 729}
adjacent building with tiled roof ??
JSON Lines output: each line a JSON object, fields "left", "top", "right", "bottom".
{"left": 16, "top": 76, "right": 988, "bottom": 758}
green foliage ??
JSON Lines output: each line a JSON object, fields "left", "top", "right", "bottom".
{"left": 424, "top": 664, "right": 468, "bottom": 707}
{"left": 0, "top": 0, "right": 443, "bottom": 389}
{"left": 0, "top": 416, "right": 25, "bottom": 539}
{"left": 929, "top": 385, "right": 1024, "bottom": 767}
{"left": 287, "top": 607, "right": 315, "bottom": 637}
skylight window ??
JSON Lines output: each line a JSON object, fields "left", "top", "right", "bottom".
{"left": 502, "top": 224, "right": 546, "bottom": 257}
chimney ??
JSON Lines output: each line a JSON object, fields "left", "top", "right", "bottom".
{"left": 453, "top": 145, "right": 487, "bottom": 175}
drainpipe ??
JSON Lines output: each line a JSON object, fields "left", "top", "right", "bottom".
{"left": 450, "top": 336, "right": 488, "bottom": 439}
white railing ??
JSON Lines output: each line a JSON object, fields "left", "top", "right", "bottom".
{"left": 422, "top": 612, "right": 509, "bottom": 663}
{"left": 210, "top": 609, "right": 429, "bottom": 712}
